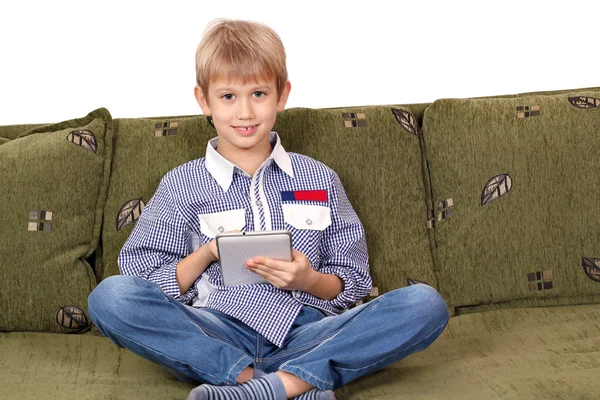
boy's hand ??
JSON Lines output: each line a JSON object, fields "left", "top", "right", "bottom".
{"left": 245, "top": 249, "right": 319, "bottom": 292}
{"left": 202, "top": 229, "right": 241, "bottom": 263}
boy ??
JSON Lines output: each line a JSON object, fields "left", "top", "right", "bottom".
{"left": 88, "top": 19, "right": 449, "bottom": 400}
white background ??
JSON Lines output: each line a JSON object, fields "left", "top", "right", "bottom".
{"left": 0, "top": 0, "right": 597, "bottom": 125}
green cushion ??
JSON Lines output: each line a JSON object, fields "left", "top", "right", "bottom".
{"left": 275, "top": 105, "right": 436, "bottom": 296}
{"left": 422, "top": 88, "right": 600, "bottom": 311}
{"left": 0, "top": 108, "right": 113, "bottom": 333}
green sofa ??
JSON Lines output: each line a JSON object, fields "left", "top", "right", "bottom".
{"left": 2, "top": 85, "right": 600, "bottom": 399}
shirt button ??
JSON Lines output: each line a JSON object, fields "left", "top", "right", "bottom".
{"left": 218, "top": 226, "right": 224, "bottom": 233}
{"left": 293, "top": 290, "right": 301, "bottom": 299}
{"left": 256, "top": 200, "right": 263, "bottom": 208}
{"left": 306, "top": 218, "right": 312, "bottom": 226}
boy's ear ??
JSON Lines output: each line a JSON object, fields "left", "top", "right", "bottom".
{"left": 276, "top": 81, "right": 292, "bottom": 112}
{"left": 194, "top": 85, "right": 212, "bottom": 116}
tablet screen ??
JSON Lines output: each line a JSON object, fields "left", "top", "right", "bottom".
{"left": 216, "top": 230, "right": 292, "bottom": 286}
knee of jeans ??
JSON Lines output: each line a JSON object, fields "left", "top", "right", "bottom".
{"left": 408, "top": 284, "right": 450, "bottom": 325}
{"left": 387, "top": 284, "right": 449, "bottom": 326}
{"left": 88, "top": 275, "right": 145, "bottom": 325}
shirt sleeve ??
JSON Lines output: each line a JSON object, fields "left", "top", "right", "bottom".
{"left": 118, "top": 176, "right": 198, "bottom": 303}
{"left": 318, "top": 171, "right": 373, "bottom": 310}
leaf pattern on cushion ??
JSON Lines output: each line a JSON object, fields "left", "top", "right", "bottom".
{"left": 481, "top": 173, "right": 512, "bottom": 205}
{"left": 117, "top": 199, "right": 146, "bottom": 230}
{"left": 66, "top": 129, "right": 98, "bottom": 153}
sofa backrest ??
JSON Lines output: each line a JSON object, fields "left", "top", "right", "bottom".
{"left": 5, "top": 85, "right": 600, "bottom": 334}
{"left": 421, "top": 87, "right": 600, "bottom": 313}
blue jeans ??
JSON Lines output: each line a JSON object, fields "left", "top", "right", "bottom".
{"left": 88, "top": 276, "right": 449, "bottom": 391}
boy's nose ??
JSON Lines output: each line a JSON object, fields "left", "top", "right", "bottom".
{"left": 237, "top": 99, "right": 254, "bottom": 120}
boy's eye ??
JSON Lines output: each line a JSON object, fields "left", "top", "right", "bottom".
{"left": 222, "top": 94, "right": 234, "bottom": 100}
{"left": 253, "top": 91, "right": 265, "bottom": 98}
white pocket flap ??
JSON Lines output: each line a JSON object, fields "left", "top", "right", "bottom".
{"left": 282, "top": 204, "right": 332, "bottom": 230}
{"left": 198, "top": 208, "right": 246, "bottom": 238}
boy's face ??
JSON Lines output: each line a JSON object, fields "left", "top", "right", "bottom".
{"left": 194, "top": 78, "right": 291, "bottom": 156}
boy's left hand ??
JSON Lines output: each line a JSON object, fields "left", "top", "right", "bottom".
{"left": 245, "top": 249, "right": 319, "bottom": 292}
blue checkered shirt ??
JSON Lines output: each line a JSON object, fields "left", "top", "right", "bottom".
{"left": 118, "top": 132, "right": 372, "bottom": 346}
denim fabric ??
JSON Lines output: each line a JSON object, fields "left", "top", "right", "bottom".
{"left": 88, "top": 275, "right": 449, "bottom": 390}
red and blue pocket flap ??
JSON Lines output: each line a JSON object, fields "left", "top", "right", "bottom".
{"left": 281, "top": 190, "right": 327, "bottom": 202}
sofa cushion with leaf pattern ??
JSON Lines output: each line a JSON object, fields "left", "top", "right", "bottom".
{"left": 422, "top": 87, "right": 600, "bottom": 312}
{"left": 0, "top": 108, "right": 113, "bottom": 333}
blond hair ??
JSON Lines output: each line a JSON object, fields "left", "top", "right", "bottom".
{"left": 195, "top": 19, "right": 288, "bottom": 99}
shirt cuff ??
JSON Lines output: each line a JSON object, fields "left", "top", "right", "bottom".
{"left": 319, "top": 265, "right": 360, "bottom": 310}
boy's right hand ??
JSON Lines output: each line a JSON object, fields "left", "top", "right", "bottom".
{"left": 201, "top": 229, "right": 240, "bottom": 262}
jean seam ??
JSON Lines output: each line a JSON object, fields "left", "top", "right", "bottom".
{"left": 227, "top": 355, "right": 253, "bottom": 385}
{"left": 280, "top": 315, "right": 447, "bottom": 390}
{"left": 337, "top": 314, "right": 449, "bottom": 373}
{"left": 89, "top": 302, "right": 222, "bottom": 384}
{"left": 258, "top": 331, "right": 338, "bottom": 363}
{"left": 278, "top": 294, "right": 440, "bottom": 389}
{"left": 174, "top": 301, "right": 241, "bottom": 350}
{"left": 150, "top": 284, "right": 220, "bottom": 342}
{"left": 255, "top": 333, "right": 262, "bottom": 361}
{"left": 278, "top": 327, "right": 347, "bottom": 388}
{"left": 279, "top": 296, "right": 380, "bottom": 375}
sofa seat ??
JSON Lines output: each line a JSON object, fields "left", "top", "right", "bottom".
{"left": 338, "top": 303, "right": 600, "bottom": 399}
{"left": 0, "top": 329, "right": 190, "bottom": 400}
{"left": 2, "top": 304, "right": 600, "bottom": 400}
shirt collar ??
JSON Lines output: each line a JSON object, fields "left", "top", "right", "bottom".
{"left": 205, "top": 131, "right": 294, "bottom": 192}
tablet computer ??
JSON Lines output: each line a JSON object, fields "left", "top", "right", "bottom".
{"left": 215, "top": 230, "right": 292, "bottom": 286}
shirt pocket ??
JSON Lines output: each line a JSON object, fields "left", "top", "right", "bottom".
{"left": 198, "top": 208, "right": 246, "bottom": 239}
{"left": 282, "top": 204, "right": 332, "bottom": 231}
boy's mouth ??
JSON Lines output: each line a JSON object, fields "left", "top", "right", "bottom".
{"left": 233, "top": 124, "right": 259, "bottom": 136}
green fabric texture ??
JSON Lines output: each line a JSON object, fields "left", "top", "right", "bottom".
{"left": 274, "top": 106, "right": 437, "bottom": 295}
{"left": 337, "top": 303, "right": 600, "bottom": 399}
{"left": 0, "top": 331, "right": 191, "bottom": 400}
{"left": 324, "top": 102, "right": 431, "bottom": 129}
{"left": 0, "top": 108, "right": 113, "bottom": 333}
{"left": 3, "top": 304, "right": 600, "bottom": 399}
{"left": 0, "top": 123, "right": 47, "bottom": 141}
{"left": 470, "top": 85, "right": 600, "bottom": 100}
{"left": 422, "top": 89, "right": 600, "bottom": 311}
